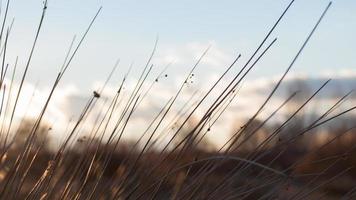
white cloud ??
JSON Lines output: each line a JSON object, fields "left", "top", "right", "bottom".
{"left": 2, "top": 67, "right": 355, "bottom": 149}
{"left": 153, "top": 41, "right": 233, "bottom": 69}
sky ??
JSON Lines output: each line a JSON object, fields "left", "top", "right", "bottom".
{"left": 1, "top": 0, "right": 356, "bottom": 147}
{"left": 4, "top": 0, "right": 356, "bottom": 89}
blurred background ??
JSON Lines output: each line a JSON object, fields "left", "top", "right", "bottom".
{"left": 0, "top": 0, "right": 355, "bottom": 199}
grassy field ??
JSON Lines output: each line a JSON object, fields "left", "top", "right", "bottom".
{"left": 0, "top": 0, "right": 355, "bottom": 199}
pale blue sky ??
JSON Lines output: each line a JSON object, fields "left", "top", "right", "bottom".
{"left": 1, "top": 0, "right": 354, "bottom": 145}
{"left": 4, "top": 0, "right": 356, "bottom": 90}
